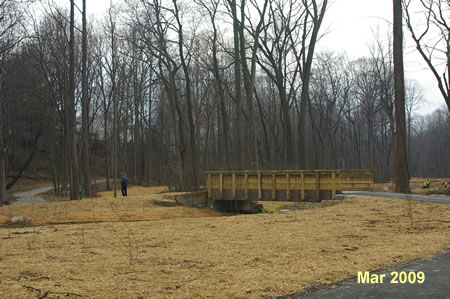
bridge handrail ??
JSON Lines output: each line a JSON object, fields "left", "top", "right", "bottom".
{"left": 205, "top": 169, "right": 374, "bottom": 201}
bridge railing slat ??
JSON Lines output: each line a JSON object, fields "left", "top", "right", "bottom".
{"left": 206, "top": 169, "right": 374, "bottom": 201}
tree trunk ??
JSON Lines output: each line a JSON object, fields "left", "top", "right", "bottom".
{"left": 134, "top": 71, "right": 141, "bottom": 185}
{"left": 211, "top": 21, "right": 230, "bottom": 169}
{"left": 69, "top": 0, "right": 80, "bottom": 200}
{"left": 6, "top": 125, "right": 42, "bottom": 190}
{"left": 104, "top": 112, "right": 110, "bottom": 190}
{"left": 146, "top": 82, "right": 152, "bottom": 186}
{"left": 367, "top": 114, "right": 374, "bottom": 168}
{"left": 393, "top": 0, "right": 410, "bottom": 193}
{"left": 0, "top": 117, "right": 6, "bottom": 204}
{"left": 298, "top": 0, "right": 328, "bottom": 169}
{"left": 165, "top": 68, "right": 185, "bottom": 190}
{"left": 230, "top": 0, "right": 242, "bottom": 170}
{"left": 174, "top": 2, "right": 199, "bottom": 190}
{"left": 238, "top": 0, "right": 257, "bottom": 169}
{"left": 81, "top": 0, "right": 92, "bottom": 197}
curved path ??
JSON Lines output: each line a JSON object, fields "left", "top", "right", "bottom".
{"left": 282, "top": 250, "right": 450, "bottom": 298}
{"left": 14, "top": 186, "right": 53, "bottom": 204}
{"left": 343, "top": 191, "right": 450, "bottom": 205}
{"left": 13, "top": 179, "right": 107, "bottom": 204}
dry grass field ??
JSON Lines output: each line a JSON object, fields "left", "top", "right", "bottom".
{"left": 1, "top": 187, "right": 450, "bottom": 298}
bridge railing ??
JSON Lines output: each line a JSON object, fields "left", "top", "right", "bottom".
{"left": 205, "top": 169, "right": 373, "bottom": 202}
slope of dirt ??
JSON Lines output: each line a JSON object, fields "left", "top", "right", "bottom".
{"left": 1, "top": 190, "right": 450, "bottom": 298}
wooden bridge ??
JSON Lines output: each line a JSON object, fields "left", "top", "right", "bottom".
{"left": 206, "top": 169, "right": 374, "bottom": 202}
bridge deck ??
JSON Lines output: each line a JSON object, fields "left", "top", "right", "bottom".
{"left": 206, "top": 169, "right": 374, "bottom": 202}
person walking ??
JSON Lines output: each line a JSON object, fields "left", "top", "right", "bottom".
{"left": 121, "top": 172, "right": 128, "bottom": 197}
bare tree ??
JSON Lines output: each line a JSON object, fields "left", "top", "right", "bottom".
{"left": 369, "top": 33, "right": 395, "bottom": 181}
{"left": 309, "top": 52, "right": 351, "bottom": 169}
{"left": 253, "top": 0, "right": 297, "bottom": 168}
{"left": 393, "top": 0, "right": 410, "bottom": 193}
{"left": 81, "top": 0, "right": 92, "bottom": 197}
{"left": 405, "top": 80, "right": 423, "bottom": 171}
{"left": 172, "top": 0, "right": 200, "bottom": 189}
{"left": 403, "top": 0, "right": 449, "bottom": 111}
{"left": 0, "top": 0, "right": 27, "bottom": 204}
{"left": 238, "top": 0, "right": 269, "bottom": 169}
{"left": 195, "top": 0, "right": 231, "bottom": 169}
{"left": 297, "top": 0, "right": 328, "bottom": 169}
{"left": 227, "top": 0, "right": 243, "bottom": 170}
{"left": 66, "top": 0, "right": 80, "bottom": 200}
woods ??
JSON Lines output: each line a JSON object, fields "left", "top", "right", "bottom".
{"left": 0, "top": 0, "right": 449, "bottom": 202}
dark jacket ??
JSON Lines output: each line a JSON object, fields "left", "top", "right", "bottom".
{"left": 121, "top": 176, "right": 128, "bottom": 187}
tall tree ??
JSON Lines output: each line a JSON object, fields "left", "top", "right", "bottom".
{"left": 67, "top": 0, "right": 80, "bottom": 200}
{"left": 228, "top": 0, "right": 243, "bottom": 170}
{"left": 0, "top": 0, "right": 26, "bottom": 204}
{"left": 81, "top": 0, "right": 92, "bottom": 197}
{"left": 297, "top": 0, "right": 328, "bottom": 169}
{"left": 195, "top": 0, "right": 231, "bottom": 169}
{"left": 255, "top": 0, "right": 305, "bottom": 167}
{"left": 238, "top": 0, "right": 268, "bottom": 169}
{"left": 403, "top": 0, "right": 449, "bottom": 111}
{"left": 173, "top": 0, "right": 200, "bottom": 189}
{"left": 0, "top": 107, "right": 6, "bottom": 204}
{"left": 393, "top": 0, "right": 410, "bottom": 193}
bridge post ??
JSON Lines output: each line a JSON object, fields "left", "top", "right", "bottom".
{"left": 244, "top": 173, "right": 249, "bottom": 200}
{"left": 272, "top": 173, "right": 276, "bottom": 200}
{"left": 258, "top": 172, "right": 262, "bottom": 201}
{"left": 315, "top": 172, "right": 320, "bottom": 201}
{"left": 232, "top": 173, "right": 236, "bottom": 200}
{"left": 286, "top": 173, "right": 290, "bottom": 201}
{"left": 219, "top": 173, "right": 223, "bottom": 199}
{"left": 332, "top": 172, "right": 336, "bottom": 200}
{"left": 301, "top": 172, "right": 305, "bottom": 201}
{"left": 207, "top": 173, "right": 212, "bottom": 199}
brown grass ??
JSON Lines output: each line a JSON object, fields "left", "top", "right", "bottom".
{"left": 1, "top": 186, "right": 218, "bottom": 225}
{"left": 1, "top": 187, "right": 450, "bottom": 298}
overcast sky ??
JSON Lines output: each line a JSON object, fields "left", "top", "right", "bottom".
{"left": 319, "top": 0, "right": 445, "bottom": 115}
{"left": 54, "top": 0, "right": 446, "bottom": 115}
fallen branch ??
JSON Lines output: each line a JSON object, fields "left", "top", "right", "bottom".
{"left": 22, "top": 285, "right": 90, "bottom": 298}
{"left": 128, "top": 277, "right": 152, "bottom": 283}
{"left": 22, "top": 285, "right": 49, "bottom": 299}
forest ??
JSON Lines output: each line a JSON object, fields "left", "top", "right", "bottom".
{"left": 0, "top": 0, "right": 449, "bottom": 201}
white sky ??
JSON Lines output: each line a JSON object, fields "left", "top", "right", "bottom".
{"left": 319, "top": 0, "right": 445, "bottom": 115}
{"left": 55, "top": 0, "right": 446, "bottom": 115}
